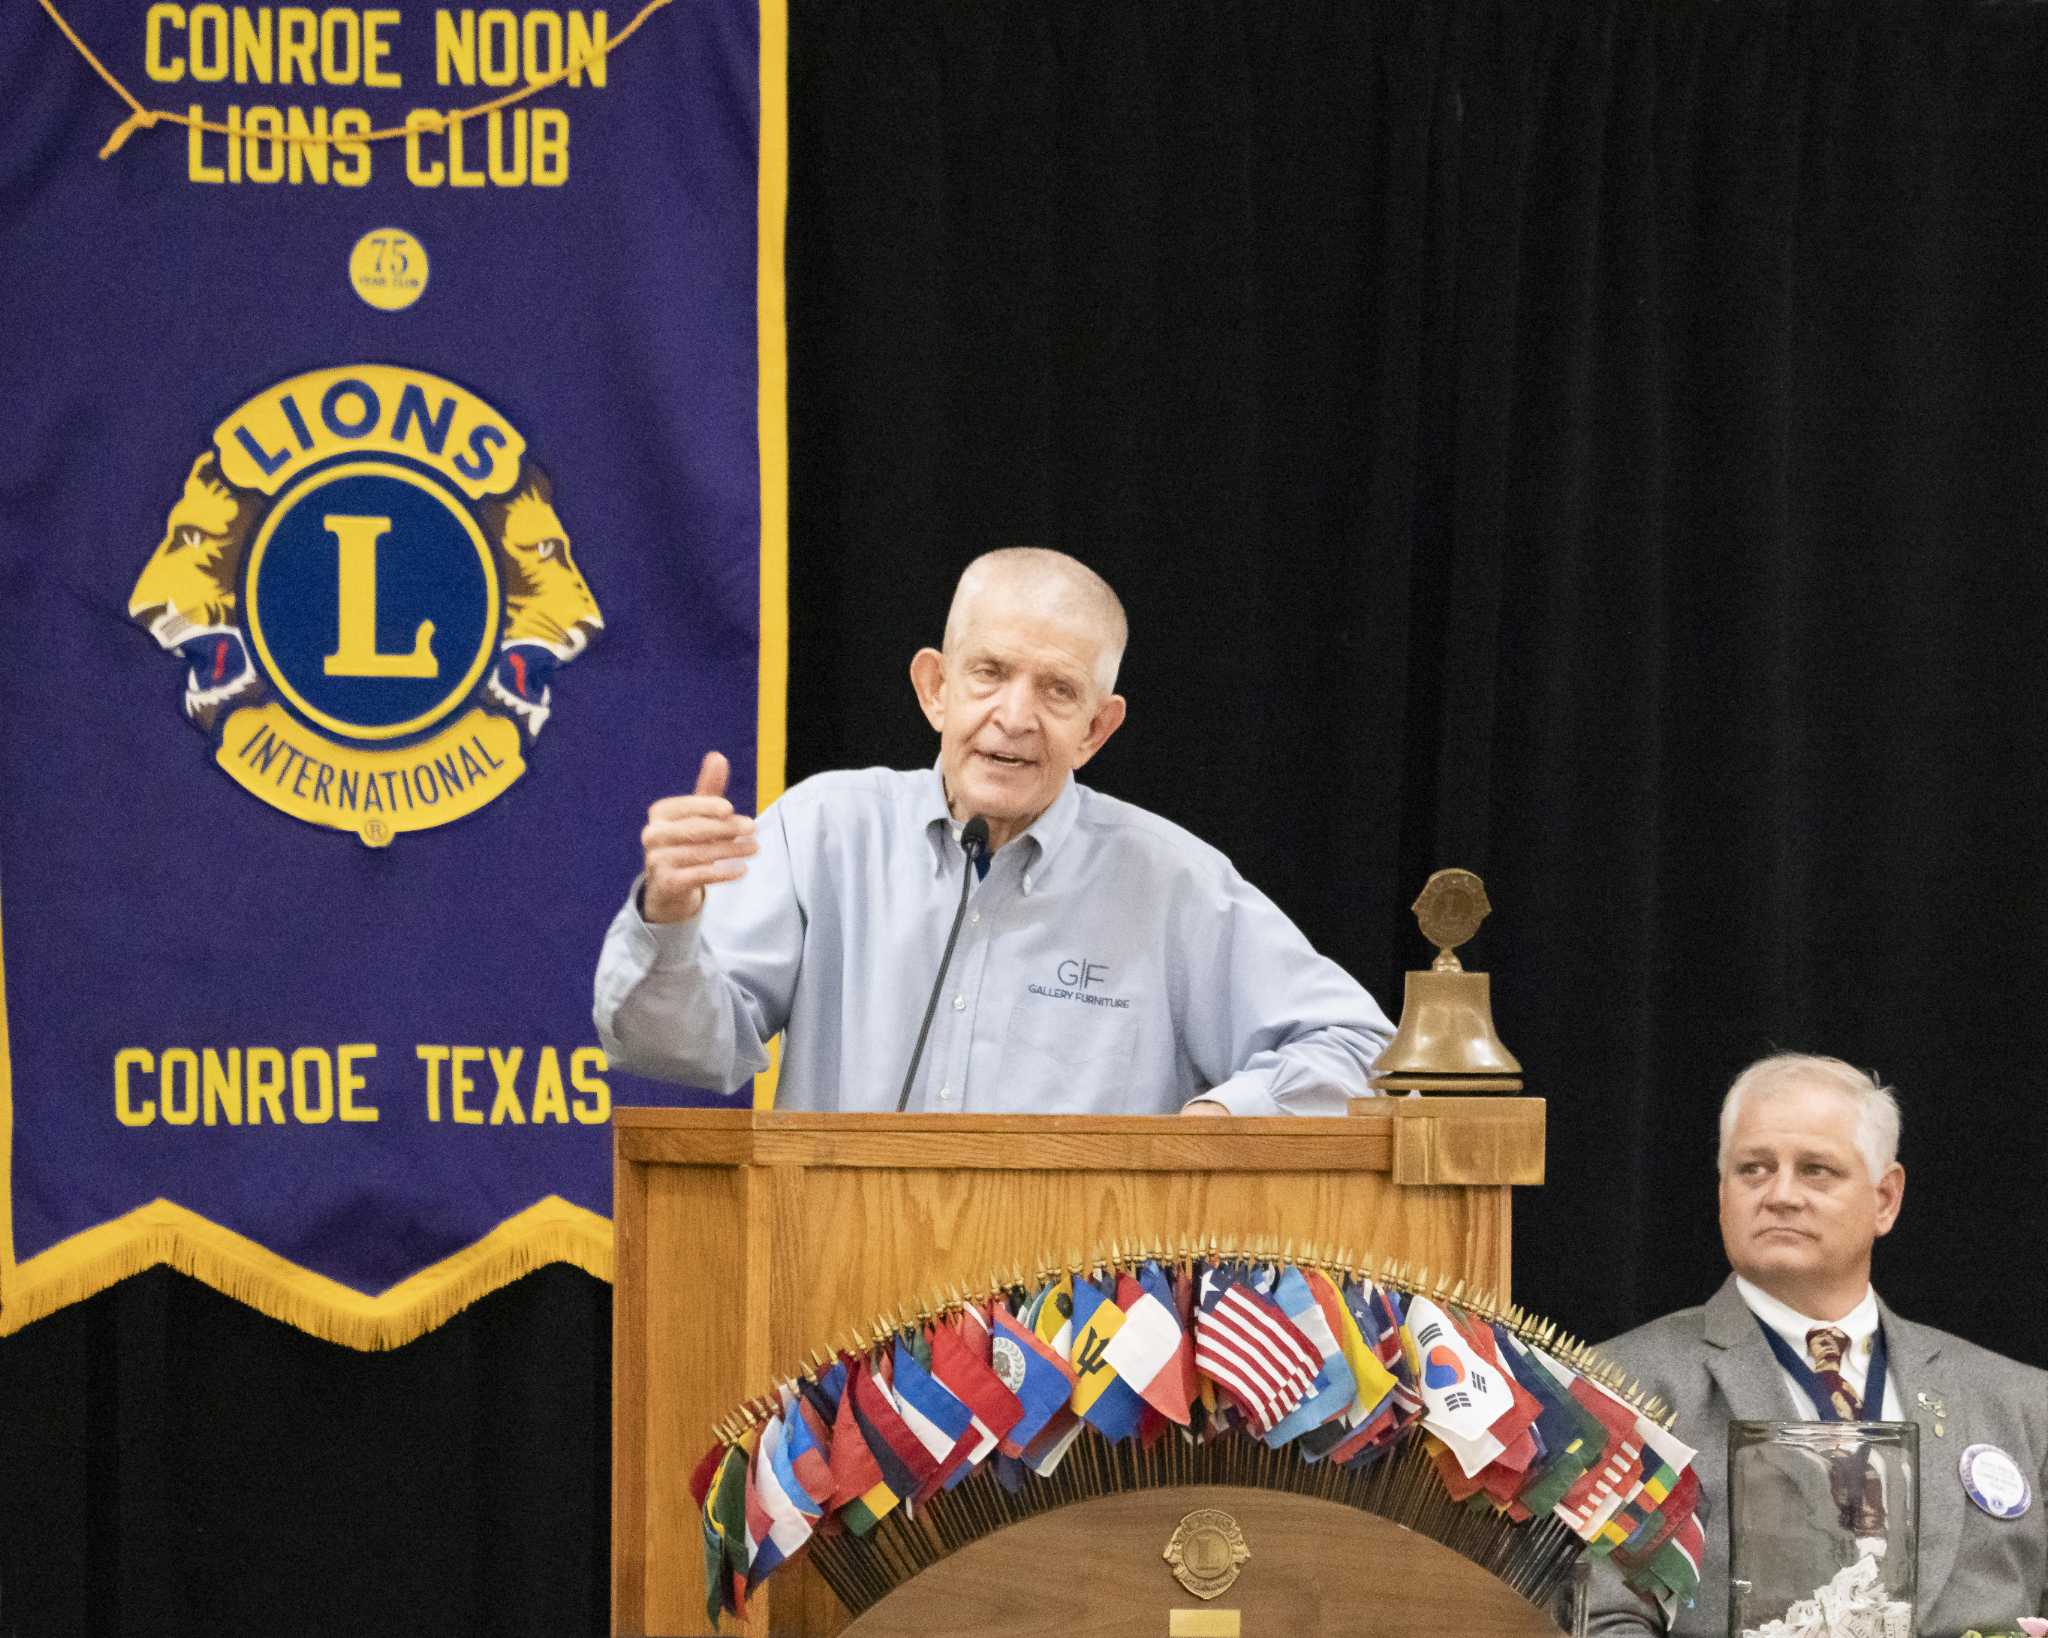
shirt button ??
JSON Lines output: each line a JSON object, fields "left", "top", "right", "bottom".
{"left": 969, "top": 911, "right": 981, "bottom": 924}
{"left": 952, "top": 995, "right": 966, "bottom": 1011}
{"left": 937, "top": 1086, "right": 955, "bottom": 1102}
{"left": 1022, "top": 873, "right": 1034, "bottom": 894}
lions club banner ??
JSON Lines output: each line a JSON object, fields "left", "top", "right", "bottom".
{"left": 0, "top": 0, "right": 787, "bottom": 1344}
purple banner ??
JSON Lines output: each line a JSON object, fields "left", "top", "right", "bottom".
{"left": 0, "top": 0, "right": 782, "bottom": 1343}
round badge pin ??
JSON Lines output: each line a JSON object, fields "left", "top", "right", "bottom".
{"left": 1959, "top": 1442, "right": 2031, "bottom": 1520}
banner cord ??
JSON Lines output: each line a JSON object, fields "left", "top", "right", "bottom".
{"left": 36, "top": 0, "right": 677, "bottom": 161}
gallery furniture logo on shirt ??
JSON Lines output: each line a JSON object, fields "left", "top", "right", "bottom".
{"left": 129, "top": 364, "right": 603, "bottom": 845}
{"left": 1027, "top": 958, "right": 1132, "bottom": 1008}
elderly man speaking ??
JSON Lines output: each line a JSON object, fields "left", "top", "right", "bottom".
{"left": 594, "top": 548, "right": 1392, "bottom": 1115}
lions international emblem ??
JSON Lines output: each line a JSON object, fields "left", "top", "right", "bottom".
{"left": 128, "top": 365, "right": 603, "bottom": 844}
{"left": 1162, "top": 1507, "right": 1250, "bottom": 1600}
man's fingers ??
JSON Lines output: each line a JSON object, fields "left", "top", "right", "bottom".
{"left": 648, "top": 855, "right": 751, "bottom": 888}
{"left": 642, "top": 813, "right": 756, "bottom": 851}
{"left": 644, "top": 839, "right": 759, "bottom": 875}
{"left": 694, "top": 750, "right": 730, "bottom": 800}
{"left": 648, "top": 792, "right": 739, "bottom": 823}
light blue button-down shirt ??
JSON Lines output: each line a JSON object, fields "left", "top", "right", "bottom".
{"left": 593, "top": 765, "right": 1393, "bottom": 1116}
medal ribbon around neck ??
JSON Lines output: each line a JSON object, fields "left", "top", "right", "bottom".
{"left": 1756, "top": 1316, "right": 1889, "bottom": 1422}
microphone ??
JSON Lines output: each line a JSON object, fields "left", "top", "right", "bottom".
{"left": 896, "top": 816, "right": 991, "bottom": 1112}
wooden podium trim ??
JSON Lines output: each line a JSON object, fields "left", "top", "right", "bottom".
{"left": 615, "top": 1097, "right": 1543, "bottom": 1185}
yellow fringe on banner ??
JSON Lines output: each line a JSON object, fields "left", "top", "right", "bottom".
{"left": 0, "top": 1194, "right": 613, "bottom": 1350}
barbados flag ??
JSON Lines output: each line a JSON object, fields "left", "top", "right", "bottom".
{"left": 1068, "top": 1274, "right": 1145, "bottom": 1441}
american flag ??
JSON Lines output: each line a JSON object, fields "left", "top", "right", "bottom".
{"left": 1192, "top": 1267, "right": 1320, "bottom": 1434}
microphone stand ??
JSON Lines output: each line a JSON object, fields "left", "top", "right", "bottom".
{"left": 896, "top": 815, "right": 989, "bottom": 1112}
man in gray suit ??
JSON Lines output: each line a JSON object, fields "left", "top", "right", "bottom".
{"left": 1589, "top": 1053, "right": 2048, "bottom": 1637}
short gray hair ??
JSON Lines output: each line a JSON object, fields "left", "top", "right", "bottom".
{"left": 943, "top": 548, "right": 1128, "bottom": 694}
{"left": 1716, "top": 1053, "right": 1901, "bottom": 1184}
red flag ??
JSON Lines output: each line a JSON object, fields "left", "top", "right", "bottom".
{"left": 827, "top": 1359, "right": 884, "bottom": 1511}
{"left": 929, "top": 1321, "right": 1025, "bottom": 1446}
{"left": 689, "top": 1439, "right": 727, "bottom": 1511}
{"left": 854, "top": 1355, "right": 941, "bottom": 1490}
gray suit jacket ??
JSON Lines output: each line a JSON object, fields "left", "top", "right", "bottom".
{"left": 1586, "top": 1276, "right": 2048, "bottom": 1638}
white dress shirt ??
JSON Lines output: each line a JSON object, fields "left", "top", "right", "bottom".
{"left": 1736, "top": 1275, "right": 1903, "bottom": 1420}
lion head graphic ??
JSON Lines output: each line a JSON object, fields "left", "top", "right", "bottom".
{"left": 477, "top": 463, "right": 605, "bottom": 740}
{"left": 133, "top": 450, "right": 603, "bottom": 744}
{"left": 128, "top": 452, "right": 266, "bottom": 733}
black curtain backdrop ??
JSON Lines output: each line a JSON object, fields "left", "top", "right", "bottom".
{"left": 9, "top": 1, "right": 2048, "bottom": 1631}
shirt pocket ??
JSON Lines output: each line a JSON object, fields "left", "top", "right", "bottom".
{"left": 998, "top": 989, "right": 1141, "bottom": 1113}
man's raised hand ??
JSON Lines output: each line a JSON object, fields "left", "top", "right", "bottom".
{"left": 641, "top": 750, "right": 759, "bottom": 924}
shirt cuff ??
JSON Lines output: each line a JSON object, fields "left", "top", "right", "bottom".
{"left": 1188, "top": 1077, "right": 1284, "bottom": 1118}
{"left": 622, "top": 872, "right": 706, "bottom": 969}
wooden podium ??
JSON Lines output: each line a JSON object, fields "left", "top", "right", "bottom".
{"left": 612, "top": 1100, "right": 1545, "bottom": 1638}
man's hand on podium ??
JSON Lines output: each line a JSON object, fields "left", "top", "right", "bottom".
{"left": 641, "top": 750, "right": 759, "bottom": 924}
{"left": 1182, "top": 1099, "right": 1228, "bottom": 1117}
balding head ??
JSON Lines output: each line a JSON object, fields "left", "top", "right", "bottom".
{"left": 942, "top": 548, "right": 1127, "bottom": 694}
{"left": 909, "top": 548, "right": 1130, "bottom": 852}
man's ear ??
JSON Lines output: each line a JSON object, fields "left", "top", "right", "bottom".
{"left": 909, "top": 648, "right": 947, "bottom": 732}
{"left": 1071, "top": 692, "right": 1127, "bottom": 769}
{"left": 1873, "top": 1162, "right": 1906, "bottom": 1237}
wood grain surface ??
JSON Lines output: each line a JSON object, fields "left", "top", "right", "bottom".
{"left": 612, "top": 1102, "right": 1545, "bottom": 1637}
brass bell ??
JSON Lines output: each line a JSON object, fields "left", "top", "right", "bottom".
{"left": 1371, "top": 869, "right": 1523, "bottom": 1095}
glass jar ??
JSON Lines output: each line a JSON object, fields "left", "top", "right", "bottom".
{"left": 1726, "top": 1420, "right": 1918, "bottom": 1638}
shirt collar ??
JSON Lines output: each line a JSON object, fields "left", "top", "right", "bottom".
{"left": 1736, "top": 1274, "right": 1880, "bottom": 1356}
{"left": 920, "top": 761, "right": 1083, "bottom": 880}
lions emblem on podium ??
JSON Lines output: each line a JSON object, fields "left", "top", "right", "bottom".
{"left": 1164, "top": 1507, "right": 1251, "bottom": 1599}
{"left": 128, "top": 365, "right": 603, "bottom": 844}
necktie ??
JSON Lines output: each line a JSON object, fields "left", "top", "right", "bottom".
{"left": 1805, "top": 1327, "right": 1863, "bottom": 1419}
{"left": 1806, "top": 1326, "right": 1884, "bottom": 1533}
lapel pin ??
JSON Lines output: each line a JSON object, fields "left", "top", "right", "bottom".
{"left": 1917, "top": 1389, "right": 1947, "bottom": 1438}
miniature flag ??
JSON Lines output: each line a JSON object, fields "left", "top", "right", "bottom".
{"left": 837, "top": 1361, "right": 911, "bottom": 1534}
{"left": 1260, "top": 1266, "right": 1359, "bottom": 1448}
{"left": 1191, "top": 1266, "right": 1320, "bottom": 1436}
{"left": 1404, "top": 1294, "right": 1517, "bottom": 1446}
{"left": 1500, "top": 1339, "right": 1606, "bottom": 1514}
{"left": 1613, "top": 1468, "right": 1702, "bottom": 1572}
{"left": 1318, "top": 1268, "right": 1399, "bottom": 1424}
{"left": 1103, "top": 1266, "right": 1195, "bottom": 1424}
{"left": 952, "top": 1299, "right": 995, "bottom": 1366}
{"left": 746, "top": 1412, "right": 815, "bottom": 1588}
{"left": 928, "top": 1319, "right": 1024, "bottom": 1477}
{"left": 1022, "top": 1410, "right": 1086, "bottom": 1475}
{"left": 690, "top": 1439, "right": 727, "bottom": 1512}
{"left": 1440, "top": 1311, "right": 1545, "bottom": 1484}
{"left": 1554, "top": 1374, "right": 1645, "bottom": 1538}
{"left": 890, "top": 1338, "right": 977, "bottom": 1499}
{"left": 1069, "top": 1275, "right": 1145, "bottom": 1440}
{"left": 701, "top": 1429, "right": 755, "bottom": 1622}
{"left": 856, "top": 1354, "right": 941, "bottom": 1496}
{"left": 826, "top": 1359, "right": 887, "bottom": 1524}
{"left": 990, "top": 1304, "right": 1079, "bottom": 1454}
{"left": 768, "top": 1398, "right": 827, "bottom": 1519}
{"left": 1031, "top": 1273, "right": 1076, "bottom": 1354}
{"left": 780, "top": 1389, "right": 834, "bottom": 1516}
{"left": 1346, "top": 1279, "right": 1423, "bottom": 1413}
{"left": 1641, "top": 1510, "right": 1705, "bottom": 1620}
